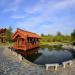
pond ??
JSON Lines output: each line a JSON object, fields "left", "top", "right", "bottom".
{"left": 16, "top": 45, "right": 75, "bottom": 65}
{"left": 34, "top": 48, "right": 73, "bottom": 65}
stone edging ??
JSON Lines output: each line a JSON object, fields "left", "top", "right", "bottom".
{"left": 8, "top": 47, "right": 75, "bottom": 71}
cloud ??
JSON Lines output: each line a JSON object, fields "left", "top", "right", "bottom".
{"left": 1, "top": 0, "right": 75, "bottom": 34}
{"left": 2, "top": 0, "right": 23, "bottom": 13}
{"left": 3, "top": 8, "right": 18, "bottom": 13}
{"left": 22, "top": 0, "right": 75, "bottom": 26}
{"left": 15, "top": 0, "right": 22, "bottom": 5}
{"left": 24, "top": 0, "right": 75, "bottom": 14}
{"left": 15, "top": 21, "right": 39, "bottom": 33}
{"left": 17, "top": 21, "right": 32, "bottom": 26}
{"left": 50, "top": 0, "right": 75, "bottom": 10}
{"left": 11, "top": 15, "right": 25, "bottom": 19}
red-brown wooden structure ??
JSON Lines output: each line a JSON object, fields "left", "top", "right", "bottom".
{"left": 12, "top": 28, "right": 41, "bottom": 51}
{"left": 0, "top": 28, "right": 7, "bottom": 43}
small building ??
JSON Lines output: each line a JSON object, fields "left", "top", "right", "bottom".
{"left": 0, "top": 28, "right": 7, "bottom": 43}
{"left": 12, "top": 28, "right": 41, "bottom": 51}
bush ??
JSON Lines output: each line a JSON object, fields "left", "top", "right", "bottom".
{"left": 72, "top": 41, "right": 75, "bottom": 45}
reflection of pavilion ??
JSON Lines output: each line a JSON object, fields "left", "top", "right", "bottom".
{"left": 0, "top": 29, "right": 6, "bottom": 43}
{"left": 15, "top": 48, "right": 40, "bottom": 57}
{"left": 12, "top": 28, "right": 41, "bottom": 51}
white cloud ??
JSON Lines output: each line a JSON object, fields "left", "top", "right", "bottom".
{"left": 3, "top": 7, "right": 18, "bottom": 12}
{"left": 22, "top": 0, "right": 75, "bottom": 26}
{"left": 17, "top": 22, "right": 32, "bottom": 26}
{"left": 25, "top": 0, "right": 75, "bottom": 16}
{"left": 15, "top": 0, "right": 22, "bottom": 5}
{"left": 2, "top": 0, "right": 23, "bottom": 12}
{"left": 11, "top": 15, "right": 25, "bottom": 19}
{"left": 1, "top": 0, "right": 75, "bottom": 34}
{"left": 51, "top": 0, "right": 75, "bottom": 11}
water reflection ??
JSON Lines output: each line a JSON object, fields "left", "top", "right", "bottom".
{"left": 34, "top": 48, "right": 73, "bottom": 65}
{"left": 15, "top": 46, "right": 75, "bottom": 65}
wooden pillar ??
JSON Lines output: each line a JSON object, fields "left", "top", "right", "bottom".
{"left": 22, "top": 39, "right": 24, "bottom": 48}
{"left": 16, "top": 39, "right": 18, "bottom": 48}
{"left": 0, "top": 38, "right": 1, "bottom": 43}
{"left": 1, "top": 38, "right": 2, "bottom": 43}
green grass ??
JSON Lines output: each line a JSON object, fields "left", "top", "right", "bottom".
{"left": 40, "top": 41, "right": 67, "bottom": 45}
{"left": 0, "top": 42, "right": 14, "bottom": 46}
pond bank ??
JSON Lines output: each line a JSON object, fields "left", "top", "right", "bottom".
{"left": 62, "top": 45, "right": 75, "bottom": 50}
{"left": 0, "top": 46, "right": 57, "bottom": 75}
{"left": 41, "top": 42, "right": 75, "bottom": 50}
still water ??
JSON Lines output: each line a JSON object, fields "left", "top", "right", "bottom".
{"left": 16, "top": 45, "right": 75, "bottom": 65}
{"left": 34, "top": 48, "right": 73, "bottom": 65}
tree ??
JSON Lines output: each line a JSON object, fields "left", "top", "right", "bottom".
{"left": 41, "top": 34, "right": 44, "bottom": 37}
{"left": 57, "top": 32, "right": 62, "bottom": 36}
{"left": 71, "top": 29, "right": 75, "bottom": 41}
{"left": 5, "top": 26, "right": 13, "bottom": 43}
{"left": 71, "top": 29, "right": 75, "bottom": 45}
{"left": 63, "top": 35, "right": 71, "bottom": 43}
{"left": 55, "top": 32, "right": 63, "bottom": 42}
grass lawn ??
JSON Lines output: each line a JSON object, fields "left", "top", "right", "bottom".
{"left": 0, "top": 42, "right": 14, "bottom": 46}
{"left": 40, "top": 42, "right": 66, "bottom": 45}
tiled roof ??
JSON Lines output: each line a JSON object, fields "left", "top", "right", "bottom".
{"left": 12, "top": 28, "right": 41, "bottom": 39}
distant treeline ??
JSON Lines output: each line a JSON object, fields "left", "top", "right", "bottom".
{"left": 2, "top": 26, "right": 75, "bottom": 45}
{"left": 40, "top": 30, "right": 75, "bottom": 45}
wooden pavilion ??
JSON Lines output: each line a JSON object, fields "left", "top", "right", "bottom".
{"left": 0, "top": 28, "right": 7, "bottom": 43}
{"left": 12, "top": 28, "right": 41, "bottom": 51}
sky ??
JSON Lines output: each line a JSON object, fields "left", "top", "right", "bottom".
{"left": 0, "top": 0, "right": 75, "bottom": 35}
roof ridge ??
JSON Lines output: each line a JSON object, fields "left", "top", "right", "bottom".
{"left": 12, "top": 28, "right": 40, "bottom": 40}
{"left": 17, "top": 28, "right": 37, "bottom": 35}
